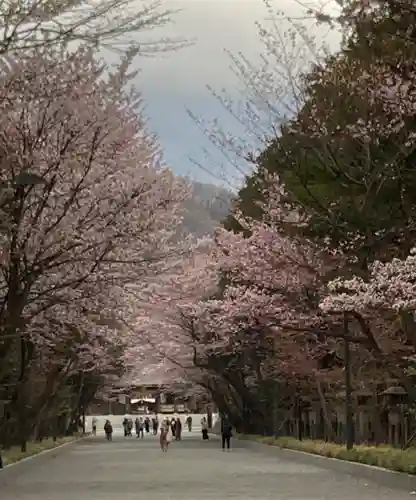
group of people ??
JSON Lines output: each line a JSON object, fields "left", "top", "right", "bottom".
{"left": 122, "top": 416, "right": 160, "bottom": 438}
{"left": 159, "top": 415, "right": 233, "bottom": 451}
{"left": 97, "top": 414, "right": 233, "bottom": 451}
{"left": 97, "top": 414, "right": 193, "bottom": 443}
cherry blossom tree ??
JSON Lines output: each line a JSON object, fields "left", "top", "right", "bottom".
{"left": 320, "top": 249, "right": 416, "bottom": 359}
{"left": 175, "top": 0, "right": 416, "bottom": 440}
{"left": 0, "top": 0, "right": 186, "bottom": 58}
{"left": 321, "top": 250, "right": 416, "bottom": 315}
{"left": 171, "top": 177, "right": 344, "bottom": 434}
{"left": 0, "top": 44, "right": 188, "bottom": 447}
{"left": 118, "top": 237, "right": 220, "bottom": 390}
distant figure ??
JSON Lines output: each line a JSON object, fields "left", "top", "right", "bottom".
{"left": 170, "top": 417, "right": 176, "bottom": 437}
{"left": 138, "top": 417, "right": 144, "bottom": 439}
{"left": 123, "top": 417, "right": 128, "bottom": 437}
{"left": 201, "top": 417, "right": 209, "bottom": 440}
{"left": 160, "top": 420, "right": 172, "bottom": 452}
{"left": 92, "top": 417, "right": 97, "bottom": 436}
{"left": 186, "top": 415, "right": 192, "bottom": 432}
{"left": 144, "top": 416, "right": 150, "bottom": 434}
{"left": 152, "top": 415, "right": 159, "bottom": 435}
{"left": 127, "top": 418, "right": 133, "bottom": 437}
{"left": 221, "top": 418, "right": 233, "bottom": 451}
{"left": 104, "top": 420, "right": 113, "bottom": 441}
{"left": 123, "top": 416, "right": 133, "bottom": 437}
{"left": 175, "top": 417, "right": 182, "bottom": 441}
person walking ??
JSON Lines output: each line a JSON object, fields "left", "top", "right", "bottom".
{"left": 127, "top": 418, "right": 133, "bottom": 437}
{"left": 138, "top": 417, "right": 145, "bottom": 439}
{"left": 160, "top": 420, "right": 172, "bottom": 452}
{"left": 91, "top": 416, "right": 97, "bottom": 436}
{"left": 221, "top": 418, "right": 233, "bottom": 451}
{"left": 152, "top": 415, "right": 159, "bottom": 435}
{"left": 135, "top": 417, "right": 140, "bottom": 438}
{"left": 186, "top": 415, "right": 192, "bottom": 432}
{"left": 122, "top": 417, "right": 128, "bottom": 437}
{"left": 104, "top": 420, "right": 113, "bottom": 441}
{"left": 170, "top": 417, "right": 176, "bottom": 438}
{"left": 201, "top": 416, "right": 209, "bottom": 440}
{"left": 144, "top": 416, "right": 150, "bottom": 434}
{"left": 175, "top": 417, "right": 182, "bottom": 441}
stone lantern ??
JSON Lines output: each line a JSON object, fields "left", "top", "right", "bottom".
{"left": 354, "top": 389, "right": 373, "bottom": 443}
{"left": 355, "top": 389, "right": 372, "bottom": 407}
{"left": 380, "top": 386, "right": 408, "bottom": 447}
{"left": 380, "top": 386, "right": 408, "bottom": 405}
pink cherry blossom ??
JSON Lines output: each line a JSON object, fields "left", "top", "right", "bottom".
{"left": 320, "top": 248, "right": 416, "bottom": 314}
{"left": 0, "top": 46, "right": 190, "bottom": 423}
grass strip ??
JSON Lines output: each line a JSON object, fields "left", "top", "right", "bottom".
{"left": 2, "top": 435, "right": 81, "bottom": 466}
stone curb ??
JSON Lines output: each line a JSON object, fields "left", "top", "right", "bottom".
{"left": 0, "top": 436, "right": 83, "bottom": 472}
{"left": 237, "top": 438, "right": 416, "bottom": 492}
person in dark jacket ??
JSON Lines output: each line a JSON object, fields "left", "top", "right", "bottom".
{"left": 122, "top": 417, "right": 128, "bottom": 437}
{"left": 201, "top": 416, "right": 209, "bottom": 440}
{"left": 104, "top": 420, "right": 113, "bottom": 441}
{"left": 152, "top": 415, "right": 159, "bottom": 435}
{"left": 126, "top": 418, "right": 133, "bottom": 436}
{"left": 221, "top": 418, "right": 232, "bottom": 451}
{"left": 175, "top": 417, "right": 182, "bottom": 440}
{"left": 186, "top": 415, "right": 192, "bottom": 432}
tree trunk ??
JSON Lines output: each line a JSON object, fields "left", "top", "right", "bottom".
{"left": 315, "top": 374, "right": 335, "bottom": 441}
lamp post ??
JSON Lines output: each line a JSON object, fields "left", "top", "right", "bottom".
{"left": 343, "top": 313, "right": 354, "bottom": 450}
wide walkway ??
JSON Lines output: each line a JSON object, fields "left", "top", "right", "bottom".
{"left": 1, "top": 431, "right": 413, "bottom": 499}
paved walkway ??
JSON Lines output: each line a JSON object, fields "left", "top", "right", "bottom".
{"left": 1, "top": 432, "right": 414, "bottom": 499}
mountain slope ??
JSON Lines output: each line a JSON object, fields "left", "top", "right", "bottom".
{"left": 182, "top": 181, "right": 234, "bottom": 237}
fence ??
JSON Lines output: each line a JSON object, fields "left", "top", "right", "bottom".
{"left": 274, "top": 390, "right": 415, "bottom": 448}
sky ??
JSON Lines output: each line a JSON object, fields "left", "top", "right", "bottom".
{"left": 130, "top": 0, "right": 342, "bottom": 188}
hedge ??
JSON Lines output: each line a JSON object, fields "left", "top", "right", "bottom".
{"left": 237, "top": 435, "right": 416, "bottom": 475}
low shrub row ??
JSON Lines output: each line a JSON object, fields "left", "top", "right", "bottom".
{"left": 237, "top": 435, "right": 416, "bottom": 475}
